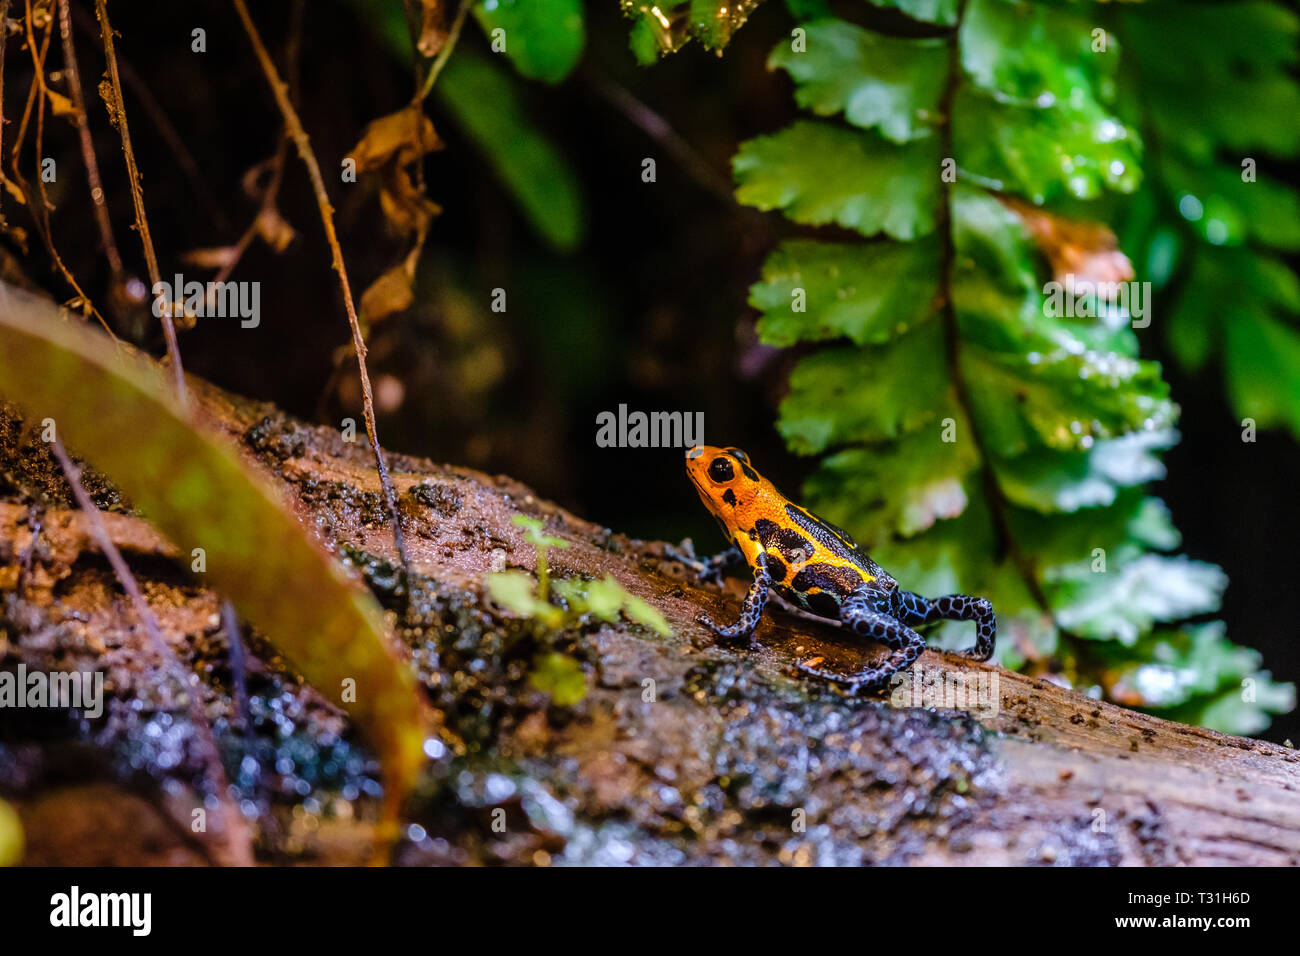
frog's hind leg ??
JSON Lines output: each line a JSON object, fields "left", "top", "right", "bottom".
{"left": 796, "top": 587, "right": 924, "bottom": 693}
{"left": 696, "top": 552, "right": 771, "bottom": 647}
{"left": 889, "top": 589, "right": 996, "bottom": 662}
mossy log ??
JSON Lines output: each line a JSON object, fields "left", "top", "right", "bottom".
{"left": 2, "top": 377, "right": 1298, "bottom": 866}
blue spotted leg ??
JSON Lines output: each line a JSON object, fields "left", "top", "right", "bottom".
{"left": 696, "top": 552, "right": 770, "bottom": 647}
{"left": 796, "top": 585, "right": 925, "bottom": 692}
{"left": 889, "top": 589, "right": 997, "bottom": 662}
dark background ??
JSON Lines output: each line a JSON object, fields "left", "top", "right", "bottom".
{"left": 8, "top": 1, "right": 1297, "bottom": 741}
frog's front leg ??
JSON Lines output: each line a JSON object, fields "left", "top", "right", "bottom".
{"left": 797, "top": 585, "right": 924, "bottom": 693}
{"left": 889, "top": 589, "right": 996, "bottom": 661}
{"left": 696, "top": 551, "right": 771, "bottom": 647}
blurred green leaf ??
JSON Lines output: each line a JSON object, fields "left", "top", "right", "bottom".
{"left": 1047, "top": 554, "right": 1226, "bottom": 645}
{"left": 1095, "top": 623, "right": 1263, "bottom": 710}
{"left": 961, "top": 0, "right": 1117, "bottom": 105}
{"left": 1160, "top": 675, "right": 1296, "bottom": 737}
{"left": 473, "top": 0, "right": 585, "bottom": 84}
{"left": 436, "top": 51, "right": 586, "bottom": 250}
{"left": 994, "top": 430, "right": 1177, "bottom": 514}
{"left": 865, "top": 0, "right": 957, "bottom": 27}
{"left": 954, "top": 89, "right": 1140, "bottom": 202}
{"left": 351, "top": 1, "right": 586, "bottom": 251}
{"left": 0, "top": 798, "right": 22, "bottom": 866}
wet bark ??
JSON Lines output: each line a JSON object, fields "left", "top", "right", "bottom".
{"left": 2, "top": 377, "right": 1298, "bottom": 866}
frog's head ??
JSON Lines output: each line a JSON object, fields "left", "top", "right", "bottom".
{"left": 685, "top": 445, "right": 773, "bottom": 537}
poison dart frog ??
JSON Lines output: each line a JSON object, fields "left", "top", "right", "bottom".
{"left": 682, "top": 445, "right": 996, "bottom": 692}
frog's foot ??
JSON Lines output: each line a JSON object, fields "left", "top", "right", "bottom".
{"left": 695, "top": 612, "right": 758, "bottom": 648}
{"left": 800, "top": 592, "right": 926, "bottom": 693}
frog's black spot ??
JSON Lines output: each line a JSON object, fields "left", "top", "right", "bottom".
{"left": 776, "top": 531, "right": 814, "bottom": 565}
{"left": 793, "top": 563, "right": 863, "bottom": 600}
{"left": 722, "top": 488, "right": 737, "bottom": 507}
{"left": 806, "top": 590, "right": 842, "bottom": 619}
{"left": 753, "top": 520, "right": 813, "bottom": 563}
{"left": 784, "top": 503, "right": 858, "bottom": 554}
{"left": 728, "top": 450, "right": 760, "bottom": 482}
{"left": 764, "top": 554, "right": 787, "bottom": 583}
{"left": 746, "top": 527, "right": 758, "bottom": 541}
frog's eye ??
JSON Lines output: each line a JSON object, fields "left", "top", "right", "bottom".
{"left": 729, "top": 448, "right": 750, "bottom": 464}
{"left": 708, "top": 457, "right": 735, "bottom": 483}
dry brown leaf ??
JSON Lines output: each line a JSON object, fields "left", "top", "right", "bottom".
{"left": 181, "top": 246, "right": 242, "bottom": 270}
{"left": 254, "top": 205, "right": 297, "bottom": 253}
{"left": 417, "top": 0, "right": 449, "bottom": 57}
{"left": 349, "top": 106, "right": 442, "bottom": 174}
{"left": 46, "top": 89, "right": 78, "bottom": 120}
{"left": 378, "top": 165, "right": 441, "bottom": 238}
{"left": 1000, "top": 196, "right": 1135, "bottom": 286}
{"left": 360, "top": 246, "right": 422, "bottom": 327}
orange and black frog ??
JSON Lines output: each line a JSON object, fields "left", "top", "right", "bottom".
{"left": 678, "top": 444, "right": 996, "bottom": 693}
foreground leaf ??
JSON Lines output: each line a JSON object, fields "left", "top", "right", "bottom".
{"left": 0, "top": 283, "right": 436, "bottom": 831}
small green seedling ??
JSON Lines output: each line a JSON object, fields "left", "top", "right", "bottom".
{"left": 528, "top": 652, "right": 588, "bottom": 707}
{"left": 487, "top": 514, "right": 673, "bottom": 637}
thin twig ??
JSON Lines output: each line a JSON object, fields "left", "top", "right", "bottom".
{"left": 95, "top": 0, "right": 187, "bottom": 403}
{"left": 220, "top": 599, "right": 251, "bottom": 734}
{"left": 417, "top": 0, "right": 470, "bottom": 101}
{"left": 50, "top": 436, "right": 254, "bottom": 866}
{"left": 71, "top": 1, "right": 229, "bottom": 233}
{"left": 202, "top": 0, "right": 302, "bottom": 297}
{"left": 231, "top": 0, "right": 411, "bottom": 572}
{"left": 583, "top": 67, "right": 738, "bottom": 205}
{"left": 0, "top": 0, "right": 10, "bottom": 230}
{"left": 16, "top": 0, "right": 115, "bottom": 337}
{"left": 58, "top": 0, "right": 126, "bottom": 283}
